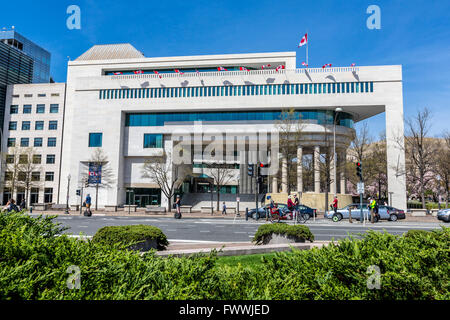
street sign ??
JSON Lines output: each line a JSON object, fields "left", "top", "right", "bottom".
{"left": 357, "top": 182, "right": 364, "bottom": 194}
{"left": 236, "top": 197, "right": 240, "bottom": 202}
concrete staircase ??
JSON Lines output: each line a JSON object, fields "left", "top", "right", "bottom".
{"left": 180, "top": 193, "right": 265, "bottom": 212}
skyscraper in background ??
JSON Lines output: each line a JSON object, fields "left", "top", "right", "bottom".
{"left": 0, "top": 28, "right": 51, "bottom": 83}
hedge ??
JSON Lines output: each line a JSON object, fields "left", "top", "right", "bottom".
{"left": 0, "top": 211, "right": 449, "bottom": 299}
{"left": 252, "top": 223, "right": 315, "bottom": 244}
{"left": 92, "top": 225, "right": 169, "bottom": 251}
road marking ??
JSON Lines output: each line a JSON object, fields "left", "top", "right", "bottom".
{"left": 169, "top": 239, "right": 222, "bottom": 243}
{"left": 167, "top": 229, "right": 177, "bottom": 232}
{"left": 234, "top": 232, "right": 247, "bottom": 234}
{"left": 199, "top": 230, "right": 210, "bottom": 233}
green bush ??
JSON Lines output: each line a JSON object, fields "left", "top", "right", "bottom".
{"left": 0, "top": 211, "right": 449, "bottom": 300}
{"left": 92, "top": 225, "right": 169, "bottom": 251}
{"left": 252, "top": 223, "right": 314, "bottom": 245}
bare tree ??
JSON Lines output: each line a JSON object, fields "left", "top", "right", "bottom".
{"left": 402, "top": 108, "right": 437, "bottom": 209}
{"left": 275, "top": 108, "right": 305, "bottom": 194}
{"left": 434, "top": 131, "right": 450, "bottom": 208}
{"left": 2, "top": 147, "right": 22, "bottom": 199}
{"left": 204, "top": 163, "right": 235, "bottom": 211}
{"left": 80, "top": 148, "right": 115, "bottom": 210}
{"left": 141, "top": 151, "right": 190, "bottom": 211}
{"left": 16, "top": 147, "right": 42, "bottom": 208}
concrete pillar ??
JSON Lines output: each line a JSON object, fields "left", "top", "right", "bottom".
{"left": 281, "top": 157, "right": 288, "bottom": 193}
{"left": 314, "top": 146, "right": 321, "bottom": 193}
{"left": 272, "top": 176, "right": 278, "bottom": 193}
{"left": 340, "top": 150, "right": 346, "bottom": 194}
{"left": 239, "top": 151, "right": 246, "bottom": 193}
{"left": 297, "top": 146, "right": 303, "bottom": 193}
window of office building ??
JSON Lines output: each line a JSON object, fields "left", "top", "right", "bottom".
{"left": 44, "top": 188, "right": 53, "bottom": 203}
{"left": 45, "top": 172, "right": 54, "bottom": 181}
{"left": 8, "top": 121, "right": 17, "bottom": 130}
{"left": 47, "top": 137, "right": 57, "bottom": 147}
{"left": 22, "top": 121, "right": 30, "bottom": 130}
{"left": 34, "top": 137, "right": 43, "bottom": 147}
{"left": 33, "top": 155, "right": 41, "bottom": 164}
{"left": 7, "top": 138, "right": 16, "bottom": 147}
{"left": 36, "top": 104, "right": 45, "bottom": 113}
{"left": 89, "top": 133, "right": 102, "bottom": 147}
{"left": 20, "top": 138, "right": 29, "bottom": 147}
{"left": 48, "top": 121, "right": 57, "bottom": 130}
{"left": 10, "top": 105, "right": 18, "bottom": 114}
{"left": 50, "top": 104, "right": 59, "bottom": 113}
{"left": 143, "top": 134, "right": 163, "bottom": 148}
{"left": 46, "top": 154, "right": 55, "bottom": 164}
{"left": 30, "top": 188, "right": 39, "bottom": 204}
{"left": 35, "top": 121, "right": 44, "bottom": 130}
{"left": 31, "top": 172, "right": 40, "bottom": 182}
{"left": 23, "top": 105, "right": 32, "bottom": 113}
{"left": 38, "top": 94, "right": 46, "bottom": 97}
{"left": 19, "top": 154, "right": 28, "bottom": 164}
{"left": 6, "top": 155, "right": 14, "bottom": 164}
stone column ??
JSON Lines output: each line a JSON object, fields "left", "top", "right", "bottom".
{"left": 281, "top": 157, "right": 288, "bottom": 193}
{"left": 272, "top": 176, "right": 278, "bottom": 193}
{"left": 314, "top": 146, "right": 320, "bottom": 193}
{"left": 340, "top": 150, "right": 346, "bottom": 194}
{"left": 297, "top": 146, "right": 303, "bottom": 193}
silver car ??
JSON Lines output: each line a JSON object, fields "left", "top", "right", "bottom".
{"left": 437, "top": 208, "right": 450, "bottom": 223}
{"left": 325, "top": 203, "right": 400, "bottom": 222}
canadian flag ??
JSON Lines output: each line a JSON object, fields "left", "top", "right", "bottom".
{"left": 113, "top": 72, "right": 122, "bottom": 75}
{"left": 239, "top": 66, "right": 249, "bottom": 71}
{"left": 261, "top": 64, "right": 271, "bottom": 69}
{"left": 302, "top": 62, "right": 308, "bottom": 67}
{"left": 134, "top": 70, "right": 144, "bottom": 74}
{"left": 154, "top": 70, "right": 162, "bottom": 78}
{"left": 275, "top": 65, "right": 285, "bottom": 72}
{"left": 174, "top": 69, "right": 184, "bottom": 75}
{"left": 322, "top": 63, "right": 332, "bottom": 69}
{"left": 298, "top": 33, "right": 308, "bottom": 47}
{"left": 350, "top": 63, "right": 356, "bottom": 67}
{"left": 217, "top": 67, "right": 228, "bottom": 71}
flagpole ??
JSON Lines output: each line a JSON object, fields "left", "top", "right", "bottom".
{"left": 306, "top": 30, "right": 309, "bottom": 67}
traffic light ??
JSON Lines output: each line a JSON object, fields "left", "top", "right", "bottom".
{"left": 257, "top": 162, "right": 268, "bottom": 176}
{"left": 356, "top": 162, "right": 362, "bottom": 180}
{"left": 247, "top": 164, "right": 254, "bottom": 177}
{"left": 76, "top": 189, "right": 81, "bottom": 196}
{"left": 85, "top": 180, "right": 89, "bottom": 188}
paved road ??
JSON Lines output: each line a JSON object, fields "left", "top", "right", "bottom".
{"left": 35, "top": 214, "right": 447, "bottom": 242}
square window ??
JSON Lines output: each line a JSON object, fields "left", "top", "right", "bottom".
{"left": 36, "top": 105, "right": 45, "bottom": 113}
{"left": 50, "top": 104, "right": 59, "bottom": 113}
{"left": 32, "top": 172, "right": 41, "bottom": 181}
{"left": 10, "top": 105, "right": 18, "bottom": 114}
{"left": 20, "top": 138, "right": 29, "bottom": 147}
{"left": 45, "top": 172, "right": 54, "bottom": 181}
{"left": 6, "top": 155, "right": 14, "bottom": 164}
{"left": 34, "top": 138, "right": 43, "bottom": 147}
{"left": 35, "top": 121, "right": 44, "bottom": 130}
{"left": 47, "top": 137, "right": 57, "bottom": 147}
{"left": 7, "top": 138, "right": 16, "bottom": 147}
{"left": 49, "top": 121, "right": 58, "bottom": 130}
{"left": 46, "top": 154, "right": 56, "bottom": 164}
{"left": 23, "top": 105, "right": 32, "bottom": 113}
{"left": 22, "top": 121, "right": 30, "bottom": 130}
{"left": 9, "top": 121, "right": 17, "bottom": 130}
{"left": 89, "top": 133, "right": 102, "bottom": 147}
{"left": 33, "top": 155, "right": 41, "bottom": 164}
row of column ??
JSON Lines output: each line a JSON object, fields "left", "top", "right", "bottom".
{"left": 274, "top": 146, "right": 347, "bottom": 194}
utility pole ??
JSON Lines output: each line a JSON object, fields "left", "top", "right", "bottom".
{"left": 65, "top": 174, "right": 71, "bottom": 214}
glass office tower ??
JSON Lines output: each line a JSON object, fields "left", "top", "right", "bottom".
{"left": 0, "top": 29, "right": 51, "bottom": 83}
{"left": 0, "top": 40, "right": 34, "bottom": 138}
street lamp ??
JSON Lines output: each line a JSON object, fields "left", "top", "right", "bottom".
{"left": 65, "top": 174, "right": 71, "bottom": 214}
{"left": 333, "top": 107, "right": 343, "bottom": 197}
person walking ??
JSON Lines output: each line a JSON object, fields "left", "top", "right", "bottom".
{"left": 85, "top": 194, "right": 92, "bottom": 216}
{"left": 4, "top": 199, "right": 19, "bottom": 212}
{"left": 174, "top": 195, "right": 181, "bottom": 219}
{"left": 20, "top": 199, "right": 26, "bottom": 211}
{"left": 294, "top": 194, "right": 300, "bottom": 221}
{"left": 332, "top": 196, "right": 338, "bottom": 215}
{"left": 222, "top": 201, "right": 227, "bottom": 215}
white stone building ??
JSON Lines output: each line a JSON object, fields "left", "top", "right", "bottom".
{"left": 1, "top": 44, "right": 407, "bottom": 211}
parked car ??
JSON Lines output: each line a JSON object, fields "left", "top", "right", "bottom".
{"left": 437, "top": 208, "right": 450, "bottom": 222}
{"left": 248, "top": 203, "right": 317, "bottom": 220}
{"left": 325, "top": 203, "right": 404, "bottom": 222}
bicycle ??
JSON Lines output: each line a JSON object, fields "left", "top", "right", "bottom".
{"left": 296, "top": 210, "right": 310, "bottom": 223}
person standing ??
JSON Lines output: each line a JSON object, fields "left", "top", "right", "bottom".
{"left": 332, "top": 196, "right": 338, "bottom": 214}
{"left": 369, "top": 198, "right": 377, "bottom": 223}
{"left": 20, "top": 199, "right": 26, "bottom": 211}
{"left": 222, "top": 202, "right": 227, "bottom": 215}
{"left": 174, "top": 195, "right": 181, "bottom": 219}
{"left": 294, "top": 194, "right": 300, "bottom": 220}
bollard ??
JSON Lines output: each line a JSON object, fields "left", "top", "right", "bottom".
{"left": 245, "top": 207, "right": 248, "bottom": 221}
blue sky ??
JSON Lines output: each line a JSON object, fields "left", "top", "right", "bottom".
{"left": 1, "top": 0, "right": 449, "bottom": 138}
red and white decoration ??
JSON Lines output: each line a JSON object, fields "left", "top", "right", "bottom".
{"left": 239, "top": 66, "right": 249, "bottom": 71}
{"left": 153, "top": 70, "right": 162, "bottom": 78}
{"left": 217, "top": 67, "right": 228, "bottom": 71}
{"left": 174, "top": 69, "right": 184, "bottom": 75}
{"left": 322, "top": 63, "right": 332, "bottom": 69}
{"left": 261, "top": 64, "right": 271, "bottom": 69}
{"left": 298, "top": 33, "right": 308, "bottom": 47}
{"left": 133, "top": 70, "right": 144, "bottom": 74}
{"left": 301, "top": 62, "right": 308, "bottom": 67}
{"left": 275, "top": 65, "right": 285, "bottom": 72}
{"left": 350, "top": 63, "right": 356, "bottom": 67}
{"left": 113, "top": 72, "right": 122, "bottom": 75}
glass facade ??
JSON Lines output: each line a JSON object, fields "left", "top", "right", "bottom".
{"left": 100, "top": 82, "right": 374, "bottom": 102}
{"left": 89, "top": 133, "right": 102, "bottom": 147}
{"left": 126, "top": 110, "right": 354, "bottom": 128}
{"left": 143, "top": 134, "right": 163, "bottom": 148}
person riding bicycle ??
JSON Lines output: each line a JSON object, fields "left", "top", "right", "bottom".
{"left": 287, "top": 196, "right": 295, "bottom": 220}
